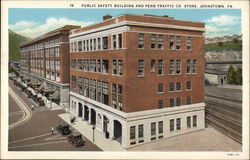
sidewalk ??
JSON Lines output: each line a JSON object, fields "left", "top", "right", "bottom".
{"left": 219, "top": 85, "right": 242, "bottom": 90}
{"left": 58, "top": 113, "right": 126, "bottom": 151}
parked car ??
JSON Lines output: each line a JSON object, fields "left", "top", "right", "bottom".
{"left": 37, "top": 98, "right": 45, "bottom": 106}
{"left": 67, "top": 132, "right": 85, "bottom": 147}
{"left": 56, "top": 123, "right": 70, "bottom": 135}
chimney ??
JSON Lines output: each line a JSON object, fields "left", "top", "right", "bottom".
{"left": 103, "top": 14, "right": 112, "bottom": 21}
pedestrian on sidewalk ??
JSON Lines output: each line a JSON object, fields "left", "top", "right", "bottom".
{"left": 31, "top": 105, "right": 34, "bottom": 111}
{"left": 51, "top": 127, "right": 54, "bottom": 135}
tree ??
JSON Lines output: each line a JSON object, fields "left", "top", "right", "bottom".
{"left": 227, "top": 65, "right": 235, "bottom": 84}
{"left": 218, "top": 42, "right": 223, "bottom": 47}
{"left": 235, "top": 68, "right": 242, "bottom": 85}
{"left": 232, "top": 37, "right": 239, "bottom": 43}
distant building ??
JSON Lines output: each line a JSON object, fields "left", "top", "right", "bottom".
{"left": 69, "top": 14, "right": 205, "bottom": 148}
{"left": 205, "top": 34, "right": 242, "bottom": 44}
{"left": 19, "top": 25, "right": 80, "bottom": 107}
{"left": 205, "top": 69, "right": 227, "bottom": 86}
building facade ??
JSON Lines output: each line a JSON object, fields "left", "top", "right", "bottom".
{"left": 68, "top": 14, "right": 205, "bottom": 148}
{"left": 20, "top": 25, "right": 80, "bottom": 107}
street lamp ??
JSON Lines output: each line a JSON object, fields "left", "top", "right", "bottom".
{"left": 92, "top": 124, "right": 95, "bottom": 142}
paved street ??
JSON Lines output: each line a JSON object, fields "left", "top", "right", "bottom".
{"left": 8, "top": 80, "right": 101, "bottom": 151}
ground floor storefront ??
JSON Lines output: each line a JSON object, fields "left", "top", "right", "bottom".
{"left": 69, "top": 92, "right": 205, "bottom": 149}
{"left": 19, "top": 71, "right": 70, "bottom": 108}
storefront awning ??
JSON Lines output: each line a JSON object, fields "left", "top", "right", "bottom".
{"left": 43, "top": 89, "right": 55, "bottom": 94}
{"left": 51, "top": 90, "right": 60, "bottom": 100}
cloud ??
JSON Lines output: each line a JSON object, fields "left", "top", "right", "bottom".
{"left": 9, "top": 17, "right": 95, "bottom": 38}
{"left": 203, "top": 15, "right": 241, "bottom": 38}
{"left": 203, "top": 15, "right": 240, "bottom": 26}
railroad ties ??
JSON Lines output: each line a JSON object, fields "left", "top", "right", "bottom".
{"left": 205, "top": 102, "right": 242, "bottom": 144}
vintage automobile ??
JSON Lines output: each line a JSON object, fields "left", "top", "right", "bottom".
{"left": 67, "top": 132, "right": 85, "bottom": 147}
{"left": 56, "top": 123, "right": 70, "bottom": 135}
{"left": 37, "top": 98, "right": 45, "bottom": 106}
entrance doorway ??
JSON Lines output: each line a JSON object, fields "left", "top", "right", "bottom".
{"left": 90, "top": 109, "right": 96, "bottom": 125}
{"left": 103, "top": 116, "right": 108, "bottom": 133}
{"left": 113, "top": 120, "right": 122, "bottom": 143}
{"left": 84, "top": 105, "right": 89, "bottom": 121}
{"left": 78, "top": 103, "right": 83, "bottom": 117}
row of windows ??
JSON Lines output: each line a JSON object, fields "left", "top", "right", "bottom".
{"left": 70, "top": 33, "right": 123, "bottom": 52}
{"left": 130, "top": 115, "right": 197, "bottom": 144}
{"left": 45, "top": 60, "right": 60, "bottom": 70}
{"left": 45, "top": 47, "right": 60, "bottom": 57}
{"left": 138, "top": 59, "right": 197, "bottom": 76}
{"left": 158, "top": 81, "right": 192, "bottom": 93}
{"left": 158, "top": 96, "right": 192, "bottom": 109}
{"left": 71, "top": 76, "right": 123, "bottom": 111}
{"left": 71, "top": 59, "right": 123, "bottom": 76}
{"left": 138, "top": 33, "right": 192, "bottom": 51}
{"left": 46, "top": 71, "right": 60, "bottom": 82}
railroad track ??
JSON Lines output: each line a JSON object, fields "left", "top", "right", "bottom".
{"left": 205, "top": 104, "right": 242, "bottom": 144}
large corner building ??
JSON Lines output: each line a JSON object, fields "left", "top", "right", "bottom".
{"left": 69, "top": 14, "right": 205, "bottom": 148}
{"left": 20, "top": 25, "right": 80, "bottom": 107}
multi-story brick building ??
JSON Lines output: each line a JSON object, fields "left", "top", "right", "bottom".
{"left": 20, "top": 25, "right": 80, "bottom": 107}
{"left": 69, "top": 14, "right": 205, "bottom": 148}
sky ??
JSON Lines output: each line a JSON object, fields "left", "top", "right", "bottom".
{"left": 9, "top": 8, "right": 241, "bottom": 38}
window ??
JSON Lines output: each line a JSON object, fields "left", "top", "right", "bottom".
{"left": 93, "top": 39, "right": 96, "bottom": 50}
{"left": 169, "top": 98, "right": 175, "bottom": 107}
{"left": 176, "top": 118, "right": 181, "bottom": 130}
{"left": 186, "top": 81, "right": 191, "bottom": 90}
{"left": 112, "top": 35, "right": 117, "bottom": 49}
{"left": 90, "top": 39, "right": 93, "bottom": 51}
{"left": 118, "top": 84, "right": 123, "bottom": 110}
{"left": 71, "top": 59, "right": 76, "bottom": 69}
{"left": 86, "top": 40, "right": 89, "bottom": 51}
{"left": 158, "top": 34, "right": 163, "bottom": 49}
{"left": 151, "top": 122, "right": 156, "bottom": 136}
{"left": 193, "top": 115, "right": 197, "bottom": 127}
{"left": 118, "top": 60, "right": 123, "bottom": 75}
{"left": 158, "top": 59, "right": 163, "bottom": 75}
{"left": 102, "top": 82, "right": 109, "bottom": 105}
{"left": 186, "top": 59, "right": 191, "bottom": 73}
{"left": 78, "top": 41, "right": 82, "bottom": 51}
{"left": 176, "top": 82, "right": 182, "bottom": 91}
{"left": 138, "top": 33, "right": 144, "bottom": 48}
{"left": 192, "top": 59, "right": 197, "bottom": 73}
{"left": 112, "top": 83, "right": 117, "bottom": 108}
{"left": 130, "top": 126, "right": 136, "bottom": 140}
{"left": 169, "top": 83, "right": 175, "bottom": 92}
{"left": 176, "top": 36, "right": 181, "bottom": 50}
{"left": 170, "top": 119, "right": 174, "bottom": 131}
{"left": 176, "top": 59, "right": 181, "bottom": 74}
{"left": 158, "top": 121, "right": 163, "bottom": 134}
{"left": 118, "top": 34, "right": 122, "bottom": 48}
{"left": 74, "top": 42, "right": 77, "bottom": 51}
{"left": 93, "top": 60, "right": 96, "bottom": 72}
{"left": 158, "top": 99, "right": 163, "bottom": 109}
{"left": 138, "top": 60, "right": 144, "bottom": 76}
{"left": 187, "top": 116, "right": 191, "bottom": 128}
{"left": 78, "top": 59, "right": 83, "bottom": 70}
{"left": 103, "top": 36, "right": 108, "bottom": 50}
{"left": 97, "top": 38, "right": 101, "bottom": 50}
{"left": 151, "top": 34, "right": 156, "bottom": 48}
{"left": 169, "top": 60, "right": 175, "bottom": 75}
{"left": 150, "top": 59, "right": 155, "bottom": 72}
{"left": 187, "top": 36, "right": 192, "bottom": 50}
{"left": 187, "top": 96, "right": 192, "bottom": 105}
{"left": 83, "top": 40, "right": 86, "bottom": 51}
{"left": 112, "top": 60, "right": 117, "bottom": 74}
{"left": 169, "top": 35, "right": 175, "bottom": 50}
{"left": 97, "top": 60, "right": 101, "bottom": 72}
{"left": 176, "top": 97, "right": 181, "bottom": 106}
{"left": 138, "top": 125, "right": 144, "bottom": 138}
{"left": 102, "top": 60, "right": 109, "bottom": 73}
{"left": 158, "top": 83, "right": 164, "bottom": 93}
